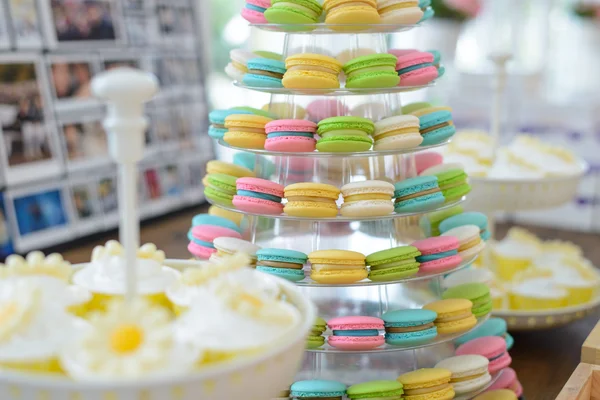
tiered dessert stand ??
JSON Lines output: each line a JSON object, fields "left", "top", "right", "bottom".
{"left": 468, "top": 54, "right": 596, "bottom": 331}
{"left": 213, "top": 22, "right": 502, "bottom": 396}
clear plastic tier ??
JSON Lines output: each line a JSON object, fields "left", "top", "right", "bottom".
{"left": 208, "top": 197, "right": 465, "bottom": 222}
{"left": 307, "top": 315, "right": 489, "bottom": 354}
{"left": 249, "top": 23, "right": 419, "bottom": 34}
{"left": 217, "top": 138, "right": 449, "bottom": 158}
{"left": 233, "top": 81, "right": 435, "bottom": 96}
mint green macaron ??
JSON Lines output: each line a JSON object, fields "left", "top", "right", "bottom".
{"left": 204, "top": 173, "right": 237, "bottom": 206}
{"left": 347, "top": 380, "right": 404, "bottom": 399}
{"left": 436, "top": 169, "right": 471, "bottom": 202}
{"left": 366, "top": 246, "right": 422, "bottom": 282}
{"left": 343, "top": 54, "right": 400, "bottom": 89}
{"left": 316, "top": 116, "right": 375, "bottom": 153}
{"left": 442, "top": 282, "right": 492, "bottom": 318}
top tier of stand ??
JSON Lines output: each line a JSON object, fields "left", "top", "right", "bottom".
{"left": 250, "top": 23, "right": 420, "bottom": 34}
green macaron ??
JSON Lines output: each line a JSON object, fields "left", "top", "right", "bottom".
{"left": 316, "top": 135, "right": 373, "bottom": 152}
{"left": 366, "top": 246, "right": 421, "bottom": 282}
{"left": 347, "top": 380, "right": 404, "bottom": 400}
{"left": 316, "top": 116, "right": 375, "bottom": 153}
{"left": 204, "top": 173, "right": 237, "bottom": 207}
{"left": 307, "top": 316, "right": 327, "bottom": 349}
{"left": 265, "top": 0, "right": 323, "bottom": 24}
{"left": 343, "top": 54, "right": 400, "bottom": 89}
{"left": 442, "top": 283, "right": 492, "bottom": 318}
{"left": 435, "top": 170, "right": 471, "bottom": 202}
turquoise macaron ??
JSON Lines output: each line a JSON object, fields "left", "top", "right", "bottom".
{"left": 291, "top": 380, "right": 347, "bottom": 399}
{"left": 382, "top": 309, "right": 438, "bottom": 346}
{"left": 454, "top": 317, "right": 514, "bottom": 350}
{"left": 394, "top": 176, "right": 445, "bottom": 213}
{"left": 427, "top": 49, "right": 441, "bottom": 66}
{"left": 242, "top": 58, "right": 286, "bottom": 88}
{"left": 418, "top": 108, "right": 456, "bottom": 146}
{"left": 439, "top": 212, "right": 491, "bottom": 241}
{"left": 419, "top": 6, "right": 435, "bottom": 22}
{"left": 256, "top": 248, "right": 307, "bottom": 282}
{"left": 208, "top": 109, "right": 253, "bottom": 139}
{"left": 191, "top": 214, "right": 242, "bottom": 233}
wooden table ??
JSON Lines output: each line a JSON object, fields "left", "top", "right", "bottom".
{"left": 56, "top": 206, "right": 600, "bottom": 400}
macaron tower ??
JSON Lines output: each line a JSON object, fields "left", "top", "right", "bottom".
{"left": 340, "top": 180, "right": 395, "bottom": 217}
{"left": 327, "top": 316, "right": 385, "bottom": 350}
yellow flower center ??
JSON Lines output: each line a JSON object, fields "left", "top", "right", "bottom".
{"left": 110, "top": 324, "right": 144, "bottom": 354}
{"left": 0, "top": 302, "right": 18, "bottom": 324}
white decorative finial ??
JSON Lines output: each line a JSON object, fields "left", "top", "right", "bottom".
{"left": 488, "top": 52, "right": 512, "bottom": 165}
{"left": 91, "top": 67, "right": 159, "bottom": 302}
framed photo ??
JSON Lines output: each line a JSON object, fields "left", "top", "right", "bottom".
{"left": 68, "top": 179, "right": 104, "bottom": 235}
{"left": 96, "top": 173, "right": 119, "bottom": 229}
{"left": 0, "top": 54, "right": 64, "bottom": 185}
{"left": 7, "top": 0, "right": 44, "bottom": 49}
{"left": 48, "top": 55, "right": 100, "bottom": 111}
{"left": 0, "top": 0, "right": 11, "bottom": 49}
{"left": 4, "top": 181, "right": 73, "bottom": 252}
{"left": 40, "top": 0, "right": 124, "bottom": 48}
{"left": 58, "top": 114, "right": 109, "bottom": 172}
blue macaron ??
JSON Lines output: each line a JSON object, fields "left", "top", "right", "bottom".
{"left": 242, "top": 58, "right": 286, "bottom": 88}
{"left": 256, "top": 248, "right": 307, "bottom": 282}
{"left": 454, "top": 317, "right": 514, "bottom": 350}
{"left": 417, "top": 249, "right": 459, "bottom": 262}
{"left": 382, "top": 309, "right": 438, "bottom": 346}
{"left": 191, "top": 214, "right": 242, "bottom": 233}
{"left": 439, "top": 212, "right": 490, "bottom": 240}
{"left": 394, "top": 176, "right": 445, "bottom": 213}
{"left": 208, "top": 109, "right": 253, "bottom": 139}
{"left": 420, "top": 6, "right": 435, "bottom": 22}
{"left": 418, "top": 108, "right": 456, "bottom": 146}
{"left": 419, "top": 0, "right": 431, "bottom": 9}
{"left": 291, "top": 380, "right": 347, "bottom": 399}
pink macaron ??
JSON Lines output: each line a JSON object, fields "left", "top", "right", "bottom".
{"left": 306, "top": 100, "right": 350, "bottom": 122}
{"left": 415, "top": 152, "right": 444, "bottom": 175}
{"left": 188, "top": 225, "right": 242, "bottom": 259}
{"left": 265, "top": 119, "right": 317, "bottom": 152}
{"left": 486, "top": 367, "right": 522, "bottom": 396}
{"left": 412, "top": 236, "right": 462, "bottom": 274}
{"left": 396, "top": 51, "right": 439, "bottom": 87}
{"left": 456, "top": 336, "right": 512, "bottom": 374}
{"left": 241, "top": 0, "right": 269, "bottom": 24}
{"left": 327, "top": 316, "right": 385, "bottom": 350}
{"left": 233, "top": 177, "right": 285, "bottom": 215}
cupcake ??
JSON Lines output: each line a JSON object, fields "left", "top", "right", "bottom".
{"left": 61, "top": 298, "right": 201, "bottom": 380}
{"left": 0, "top": 279, "right": 85, "bottom": 374}
{"left": 72, "top": 241, "right": 178, "bottom": 312}
{"left": 1, "top": 252, "right": 92, "bottom": 316}
{"left": 509, "top": 278, "right": 567, "bottom": 310}
{"left": 166, "top": 253, "right": 280, "bottom": 315}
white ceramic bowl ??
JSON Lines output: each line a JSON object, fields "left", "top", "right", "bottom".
{"left": 0, "top": 270, "right": 316, "bottom": 400}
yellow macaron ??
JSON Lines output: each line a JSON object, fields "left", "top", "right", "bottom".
{"left": 284, "top": 182, "right": 340, "bottom": 218}
{"left": 208, "top": 205, "right": 244, "bottom": 227}
{"left": 308, "top": 249, "right": 367, "bottom": 284}
{"left": 206, "top": 160, "right": 255, "bottom": 178}
{"left": 323, "top": 0, "right": 381, "bottom": 30}
{"left": 423, "top": 298, "right": 477, "bottom": 334}
{"left": 397, "top": 368, "right": 455, "bottom": 400}
{"left": 224, "top": 114, "right": 273, "bottom": 149}
{"left": 283, "top": 54, "right": 343, "bottom": 89}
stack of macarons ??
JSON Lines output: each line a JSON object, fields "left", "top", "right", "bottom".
{"left": 412, "top": 236, "right": 462, "bottom": 274}
{"left": 442, "top": 225, "right": 486, "bottom": 262}
{"left": 322, "top": 0, "right": 381, "bottom": 29}
{"left": 373, "top": 115, "right": 422, "bottom": 151}
{"left": 242, "top": 57, "right": 287, "bottom": 88}
{"left": 382, "top": 309, "right": 438, "bottom": 346}
{"left": 233, "top": 177, "right": 285, "bottom": 215}
{"left": 421, "top": 163, "right": 471, "bottom": 201}
{"left": 393, "top": 176, "right": 445, "bottom": 213}
{"left": 264, "top": 119, "right": 317, "bottom": 152}
{"left": 241, "top": 0, "right": 270, "bottom": 23}
{"left": 366, "top": 245, "right": 421, "bottom": 282}
{"left": 224, "top": 113, "right": 273, "bottom": 149}
{"left": 308, "top": 249, "right": 368, "bottom": 284}
{"left": 290, "top": 380, "right": 347, "bottom": 399}
{"left": 423, "top": 298, "right": 477, "bottom": 334}
{"left": 284, "top": 182, "right": 340, "bottom": 218}
{"left": 211, "top": 237, "right": 261, "bottom": 266}
{"left": 456, "top": 336, "right": 512, "bottom": 374}
{"left": 187, "top": 220, "right": 243, "bottom": 259}
{"left": 395, "top": 51, "right": 439, "bottom": 87}
{"left": 377, "top": 0, "right": 423, "bottom": 24}
{"left": 343, "top": 54, "right": 400, "bottom": 88}
{"left": 397, "top": 368, "right": 455, "bottom": 400}
{"left": 264, "top": 0, "right": 323, "bottom": 25}
{"left": 316, "top": 116, "right": 375, "bottom": 152}
{"left": 256, "top": 248, "right": 307, "bottom": 282}
{"left": 307, "top": 317, "right": 327, "bottom": 349}
{"left": 327, "top": 316, "right": 385, "bottom": 350}
{"left": 435, "top": 354, "right": 492, "bottom": 395}
{"left": 340, "top": 180, "right": 395, "bottom": 217}
{"left": 443, "top": 283, "right": 493, "bottom": 318}
{"left": 283, "top": 53, "right": 344, "bottom": 89}
{"left": 406, "top": 103, "right": 456, "bottom": 146}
